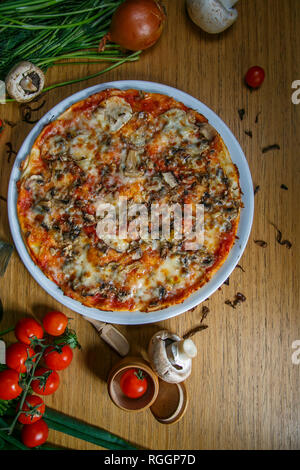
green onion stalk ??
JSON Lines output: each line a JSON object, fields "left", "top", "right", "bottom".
{"left": 0, "top": 0, "right": 141, "bottom": 98}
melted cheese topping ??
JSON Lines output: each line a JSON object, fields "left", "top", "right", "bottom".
{"left": 17, "top": 89, "right": 241, "bottom": 312}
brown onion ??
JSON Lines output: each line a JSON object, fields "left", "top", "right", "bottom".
{"left": 99, "top": 0, "right": 166, "bottom": 52}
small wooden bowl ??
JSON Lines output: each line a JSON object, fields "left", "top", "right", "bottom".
{"left": 107, "top": 357, "right": 159, "bottom": 412}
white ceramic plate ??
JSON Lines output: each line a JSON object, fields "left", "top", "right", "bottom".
{"left": 8, "top": 80, "right": 254, "bottom": 325}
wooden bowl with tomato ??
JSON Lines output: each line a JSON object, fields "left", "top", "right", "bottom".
{"left": 107, "top": 357, "right": 159, "bottom": 412}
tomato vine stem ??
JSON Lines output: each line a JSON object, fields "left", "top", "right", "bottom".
{"left": 6, "top": 347, "right": 44, "bottom": 435}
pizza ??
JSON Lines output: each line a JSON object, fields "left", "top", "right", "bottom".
{"left": 17, "top": 88, "right": 242, "bottom": 312}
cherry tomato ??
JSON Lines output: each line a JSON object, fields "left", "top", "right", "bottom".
{"left": 44, "top": 345, "right": 73, "bottom": 370}
{"left": 15, "top": 317, "right": 43, "bottom": 345}
{"left": 120, "top": 368, "right": 148, "bottom": 398}
{"left": 17, "top": 395, "right": 45, "bottom": 424}
{"left": 21, "top": 419, "right": 49, "bottom": 448}
{"left": 6, "top": 342, "right": 35, "bottom": 373}
{"left": 43, "top": 311, "right": 68, "bottom": 337}
{"left": 0, "top": 369, "right": 22, "bottom": 400}
{"left": 245, "top": 66, "right": 265, "bottom": 89}
{"left": 31, "top": 367, "right": 59, "bottom": 395}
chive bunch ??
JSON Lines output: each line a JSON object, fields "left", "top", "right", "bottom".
{"left": 0, "top": 0, "right": 140, "bottom": 81}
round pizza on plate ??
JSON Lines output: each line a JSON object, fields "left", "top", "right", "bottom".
{"left": 17, "top": 88, "right": 242, "bottom": 312}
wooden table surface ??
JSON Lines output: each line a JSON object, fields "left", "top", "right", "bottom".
{"left": 0, "top": 0, "right": 299, "bottom": 450}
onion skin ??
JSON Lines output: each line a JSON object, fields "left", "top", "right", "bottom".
{"left": 99, "top": 0, "right": 166, "bottom": 52}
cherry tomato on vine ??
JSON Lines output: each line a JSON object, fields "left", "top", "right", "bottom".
{"left": 15, "top": 317, "right": 43, "bottom": 345}
{"left": 120, "top": 368, "right": 148, "bottom": 398}
{"left": 43, "top": 311, "right": 68, "bottom": 337}
{"left": 21, "top": 419, "right": 49, "bottom": 448}
{"left": 17, "top": 395, "right": 45, "bottom": 424}
{"left": 31, "top": 367, "right": 60, "bottom": 395}
{"left": 44, "top": 345, "right": 73, "bottom": 370}
{"left": 6, "top": 342, "right": 35, "bottom": 373}
{"left": 0, "top": 369, "right": 22, "bottom": 400}
{"left": 245, "top": 66, "right": 265, "bottom": 89}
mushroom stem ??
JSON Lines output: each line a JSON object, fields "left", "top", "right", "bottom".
{"left": 166, "top": 339, "right": 197, "bottom": 367}
{"left": 178, "top": 339, "right": 198, "bottom": 359}
{"left": 219, "top": 0, "right": 238, "bottom": 9}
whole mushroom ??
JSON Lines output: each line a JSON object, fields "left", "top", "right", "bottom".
{"left": 186, "top": 0, "right": 239, "bottom": 34}
{"left": 5, "top": 61, "right": 45, "bottom": 103}
{"left": 148, "top": 330, "right": 197, "bottom": 383}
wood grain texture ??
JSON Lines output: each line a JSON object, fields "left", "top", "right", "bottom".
{"left": 0, "top": 0, "right": 299, "bottom": 450}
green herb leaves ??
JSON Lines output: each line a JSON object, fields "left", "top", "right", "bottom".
{"left": 0, "top": 0, "right": 136, "bottom": 80}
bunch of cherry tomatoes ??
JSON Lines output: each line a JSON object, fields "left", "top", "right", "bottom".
{"left": 0, "top": 311, "right": 79, "bottom": 448}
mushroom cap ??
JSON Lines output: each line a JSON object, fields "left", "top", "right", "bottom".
{"left": 148, "top": 330, "right": 192, "bottom": 383}
{"left": 5, "top": 61, "right": 45, "bottom": 103}
{"left": 186, "top": 0, "right": 238, "bottom": 34}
